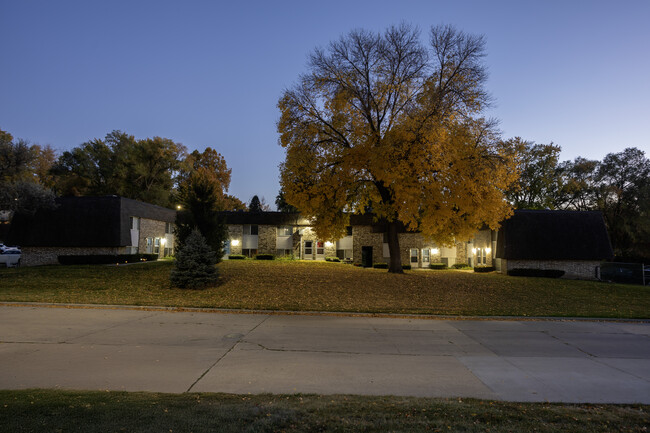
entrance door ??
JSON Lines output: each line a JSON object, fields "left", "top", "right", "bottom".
{"left": 421, "top": 249, "right": 430, "bottom": 268}
{"left": 303, "top": 240, "right": 313, "bottom": 260}
{"left": 361, "top": 246, "right": 373, "bottom": 267}
{"left": 316, "top": 241, "right": 325, "bottom": 260}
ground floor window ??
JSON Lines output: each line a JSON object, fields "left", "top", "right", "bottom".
{"left": 145, "top": 238, "right": 153, "bottom": 254}
{"left": 336, "top": 249, "right": 352, "bottom": 260}
{"left": 316, "top": 241, "right": 325, "bottom": 255}
{"left": 276, "top": 249, "right": 293, "bottom": 257}
{"left": 410, "top": 249, "right": 418, "bottom": 263}
{"left": 154, "top": 238, "right": 160, "bottom": 254}
{"left": 242, "top": 248, "right": 258, "bottom": 258}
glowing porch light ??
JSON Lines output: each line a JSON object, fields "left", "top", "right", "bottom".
{"left": 472, "top": 248, "right": 477, "bottom": 255}
{"left": 485, "top": 247, "right": 491, "bottom": 254}
{"left": 231, "top": 239, "right": 240, "bottom": 246}
{"left": 325, "top": 241, "right": 334, "bottom": 247}
{"left": 431, "top": 248, "right": 439, "bottom": 254}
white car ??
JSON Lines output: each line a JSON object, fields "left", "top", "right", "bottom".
{"left": 0, "top": 244, "right": 21, "bottom": 267}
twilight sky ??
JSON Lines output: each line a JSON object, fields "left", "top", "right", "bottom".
{"left": 1, "top": 0, "right": 648, "bottom": 207}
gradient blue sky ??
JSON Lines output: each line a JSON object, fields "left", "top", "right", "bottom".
{"left": 1, "top": 0, "right": 648, "bottom": 207}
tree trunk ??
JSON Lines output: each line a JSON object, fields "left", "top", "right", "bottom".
{"left": 387, "top": 220, "right": 403, "bottom": 274}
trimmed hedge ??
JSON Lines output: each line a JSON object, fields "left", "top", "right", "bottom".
{"left": 228, "top": 255, "right": 246, "bottom": 260}
{"left": 508, "top": 268, "right": 566, "bottom": 278}
{"left": 474, "top": 266, "right": 496, "bottom": 273}
{"left": 254, "top": 254, "right": 275, "bottom": 260}
{"left": 452, "top": 263, "right": 471, "bottom": 269}
{"left": 325, "top": 257, "right": 341, "bottom": 262}
{"left": 402, "top": 264, "right": 411, "bottom": 270}
{"left": 429, "top": 263, "right": 448, "bottom": 270}
{"left": 58, "top": 254, "right": 159, "bottom": 265}
{"left": 373, "top": 263, "right": 388, "bottom": 269}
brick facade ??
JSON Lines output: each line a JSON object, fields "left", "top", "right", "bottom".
{"left": 501, "top": 259, "right": 601, "bottom": 280}
{"left": 21, "top": 246, "right": 125, "bottom": 266}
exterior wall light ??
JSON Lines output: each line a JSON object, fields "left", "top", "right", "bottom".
{"left": 161, "top": 238, "right": 167, "bottom": 246}
{"left": 485, "top": 247, "right": 491, "bottom": 254}
{"left": 325, "top": 241, "right": 334, "bottom": 247}
{"left": 231, "top": 239, "right": 240, "bottom": 246}
{"left": 431, "top": 248, "right": 439, "bottom": 254}
{"left": 472, "top": 248, "right": 477, "bottom": 255}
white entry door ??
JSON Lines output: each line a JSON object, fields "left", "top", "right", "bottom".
{"left": 316, "top": 241, "right": 325, "bottom": 260}
{"left": 303, "top": 240, "right": 313, "bottom": 260}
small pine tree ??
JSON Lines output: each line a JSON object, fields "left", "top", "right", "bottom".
{"left": 170, "top": 229, "right": 218, "bottom": 289}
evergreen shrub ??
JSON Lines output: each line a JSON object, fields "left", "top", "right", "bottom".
{"left": 228, "top": 255, "right": 246, "bottom": 260}
{"left": 254, "top": 254, "right": 275, "bottom": 260}
{"left": 373, "top": 263, "right": 389, "bottom": 269}
{"left": 429, "top": 263, "right": 447, "bottom": 270}
{"left": 170, "top": 230, "right": 218, "bottom": 289}
{"left": 452, "top": 263, "right": 471, "bottom": 269}
{"left": 474, "top": 266, "right": 496, "bottom": 273}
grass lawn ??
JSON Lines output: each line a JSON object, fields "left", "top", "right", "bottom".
{"left": 1, "top": 389, "right": 648, "bottom": 433}
{"left": 1, "top": 260, "right": 648, "bottom": 318}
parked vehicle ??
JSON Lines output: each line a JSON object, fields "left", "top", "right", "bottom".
{"left": 0, "top": 244, "right": 21, "bottom": 267}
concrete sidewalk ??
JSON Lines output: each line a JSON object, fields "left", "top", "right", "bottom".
{"left": 1, "top": 305, "right": 649, "bottom": 403}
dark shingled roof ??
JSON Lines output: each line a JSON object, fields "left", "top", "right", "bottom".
{"left": 7, "top": 196, "right": 176, "bottom": 247}
{"left": 496, "top": 209, "right": 613, "bottom": 260}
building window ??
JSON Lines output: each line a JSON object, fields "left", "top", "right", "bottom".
{"left": 410, "top": 249, "right": 418, "bottom": 263}
{"left": 244, "top": 225, "right": 258, "bottom": 235}
{"left": 304, "top": 240, "right": 313, "bottom": 255}
{"left": 336, "top": 249, "right": 353, "bottom": 260}
{"left": 165, "top": 222, "right": 173, "bottom": 234}
{"left": 242, "top": 248, "right": 258, "bottom": 258}
{"left": 154, "top": 238, "right": 160, "bottom": 254}
{"left": 346, "top": 226, "right": 352, "bottom": 236}
{"left": 276, "top": 249, "right": 292, "bottom": 257}
{"left": 316, "top": 241, "right": 325, "bottom": 255}
{"left": 145, "top": 237, "right": 153, "bottom": 254}
{"left": 277, "top": 226, "right": 293, "bottom": 236}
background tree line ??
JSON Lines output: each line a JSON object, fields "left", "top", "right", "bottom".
{"left": 506, "top": 139, "right": 650, "bottom": 260}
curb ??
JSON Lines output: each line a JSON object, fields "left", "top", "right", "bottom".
{"left": 1, "top": 301, "right": 649, "bottom": 323}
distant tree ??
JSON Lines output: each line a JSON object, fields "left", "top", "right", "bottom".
{"left": 505, "top": 138, "right": 562, "bottom": 209}
{"left": 0, "top": 129, "right": 56, "bottom": 215}
{"left": 51, "top": 130, "right": 186, "bottom": 207}
{"left": 175, "top": 147, "right": 236, "bottom": 258}
{"left": 248, "top": 195, "right": 262, "bottom": 212}
{"left": 593, "top": 148, "right": 650, "bottom": 258}
{"left": 276, "top": 190, "right": 298, "bottom": 213}
{"left": 278, "top": 24, "right": 519, "bottom": 273}
{"left": 170, "top": 229, "right": 218, "bottom": 289}
{"left": 555, "top": 157, "right": 599, "bottom": 211}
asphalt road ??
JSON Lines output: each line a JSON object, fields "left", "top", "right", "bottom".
{"left": 1, "top": 305, "right": 649, "bottom": 403}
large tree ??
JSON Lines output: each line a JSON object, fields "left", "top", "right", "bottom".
{"left": 278, "top": 24, "right": 519, "bottom": 272}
